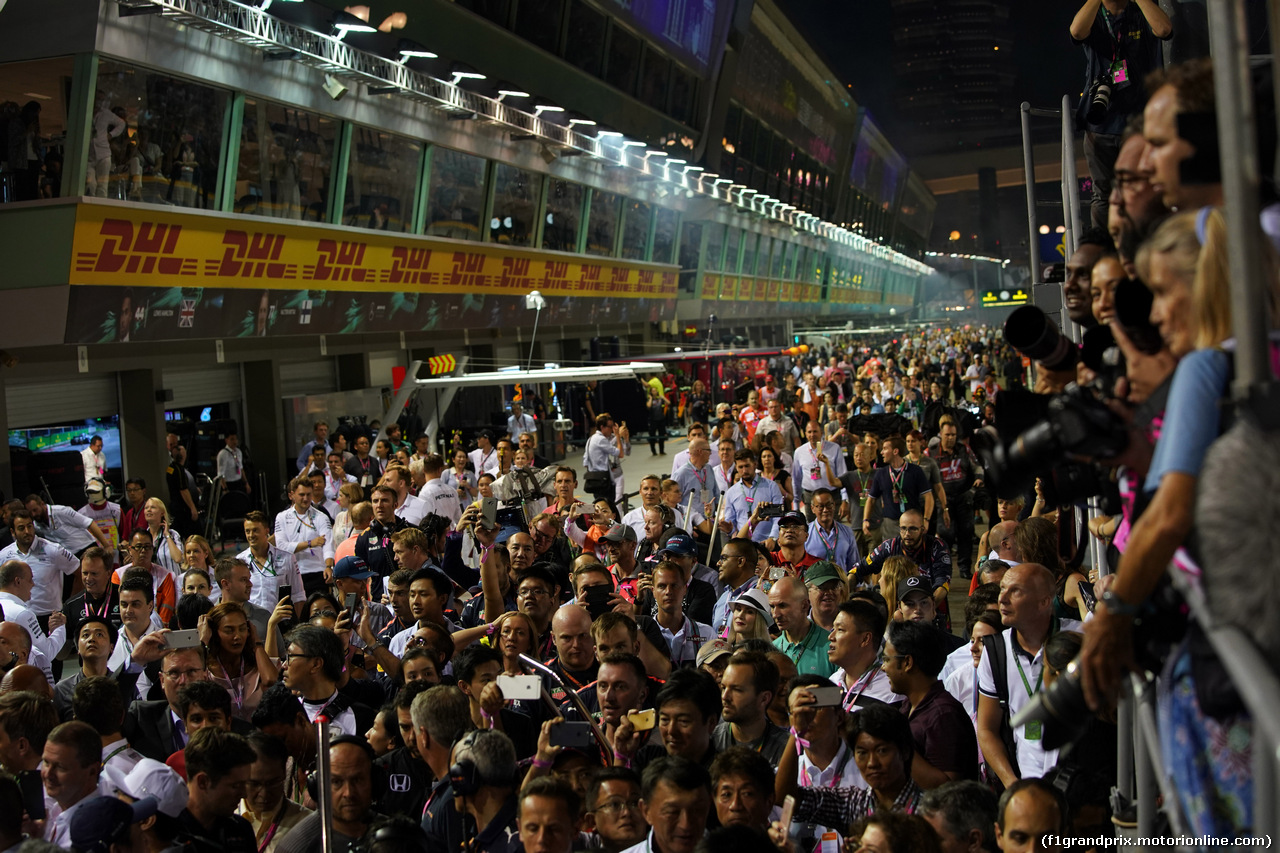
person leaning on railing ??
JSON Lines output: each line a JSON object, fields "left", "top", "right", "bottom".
{"left": 1077, "top": 208, "right": 1280, "bottom": 838}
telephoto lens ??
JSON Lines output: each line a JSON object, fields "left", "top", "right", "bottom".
{"left": 1004, "top": 306, "right": 1078, "bottom": 372}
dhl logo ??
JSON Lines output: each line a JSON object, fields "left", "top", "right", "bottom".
{"left": 307, "top": 240, "right": 372, "bottom": 282}
{"left": 206, "top": 231, "right": 294, "bottom": 279}
{"left": 74, "top": 219, "right": 197, "bottom": 276}
{"left": 386, "top": 247, "right": 436, "bottom": 285}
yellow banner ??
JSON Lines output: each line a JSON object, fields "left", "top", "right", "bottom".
{"left": 69, "top": 204, "right": 677, "bottom": 299}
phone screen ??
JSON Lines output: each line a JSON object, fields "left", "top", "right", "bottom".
{"left": 18, "top": 770, "right": 44, "bottom": 820}
{"left": 279, "top": 585, "right": 293, "bottom": 603}
{"left": 344, "top": 593, "right": 359, "bottom": 615}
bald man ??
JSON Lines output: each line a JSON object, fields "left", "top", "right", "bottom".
{"left": 768, "top": 577, "right": 834, "bottom": 677}
{"left": 971, "top": 520, "right": 1020, "bottom": 595}
{"left": 546, "top": 605, "right": 598, "bottom": 704}
{"left": 976, "top": 564, "right": 1082, "bottom": 787}
{"left": 0, "top": 664, "right": 52, "bottom": 699}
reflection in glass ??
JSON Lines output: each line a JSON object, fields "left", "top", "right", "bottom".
{"left": 343, "top": 126, "right": 421, "bottom": 232}
{"left": 677, "top": 221, "right": 701, "bottom": 293}
{"left": 238, "top": 98, "right": 335, "bottom": 220}
{"left": 585, "top": 189, "right": 620, "bottom": 257}
{"left": 740, "top": 233, "right": 758, "bottom": 276}
{"left": 704, "top": 224, "right": 724, "bottom": 272}
{"left": 95, "top": 59, "right": 228, "bottom": 207}
{"left": 490, "top": 164, "right": 537, "bottom": 247}
{"left": 605, "top": 27, "right": 640, "bottom": 95}
{"left": 723, "top": 227, "right": 741, "bottom": 274}
{"left": 619, "top": 199, "right": 651, "bottom": 260}
{"left": 541, "top": 179, "right": 583, "bottom": 252}
{"left": 652, "top": 208, "right": 679, "bottom": 265}
{"left": 0, "top": 57, "right": 72, "bottom": 201}
{"left": 565, "top": 0, "right": 606, "bottom": 77}
{"left": 426, "top": 147, "right": 486, "bottom": 241}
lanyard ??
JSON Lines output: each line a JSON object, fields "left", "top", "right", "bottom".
{"left": 815, "top": 525, "right": 838, "bottom": 559}
{"left": 250, "top": 551, "right": 278, "bottom": 577}
{"left": 1012, "top": 649, "right": 1042, "bottom": 698}
{"left": 256, "top": 800, "right": 288, "bottom": 853}
{"left": 842, "top": 664, "right": 882, "bottom": 711}
{"left": 741, "top": 479, "right": 758, "bottom": 504}
{"left": 84, "top": 591, "right": 113, "bottom": 620}
{"left": 103, "top": 743, "right": 130, "bottom": 764}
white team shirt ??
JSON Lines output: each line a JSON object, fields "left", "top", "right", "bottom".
{"left": 273, "top": 506, "right": 334, "bottom": 577}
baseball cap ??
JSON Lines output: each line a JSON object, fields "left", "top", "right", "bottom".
{"left": 332, "top": 555, "right": 375, "bottom": 581}
{"left": 659, "top": 531, "right": 697, "bottom": 557}
{"left": 103, "top": 758, "right": 189, "bottom": 819}
{"left": 71, "top": 796, "right": 157, "bottom": 853}
{"left": 602, "top": 523, "right": 637, "bottom": 544}
{"left": 696, "top": 638, "right": 732, "bottom": 668}
{"left": 731, "top": 587, "right": 776, "bottom": 628}
{"left": 896, "top": 576, "right": 933, "bottom": 602}
{"left": 778, "top": 510, "right": 807, "bottom": 528}
{"left": 804, "top": 561, "right": 843, "bottom": 588}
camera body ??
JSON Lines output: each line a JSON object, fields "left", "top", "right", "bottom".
{"left": 1086, "top": 75, "right": 1113, "bottom": 124}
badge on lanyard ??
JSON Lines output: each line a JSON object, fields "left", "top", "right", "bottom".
{"left": 1111, "top": 58, "right": 1129, "bottom": 84}
{"left": 700, "top": 488, "right": 710, "bottom": 505}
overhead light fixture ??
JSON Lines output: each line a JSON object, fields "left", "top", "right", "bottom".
{"left": 534, "top": 102, "right": 565, "bottom": 117}
{"left": 667, "top": 158, "right": 687, "bottom": 165}
{"left": 567, "top": 112, "right": 597, "bottom": 128}
{"left": 496, "top": 85, "right": 531, "bottom": 102}
{"left": 396, "top": 39, "right": 437, "bottom": 61}
{"left": 620, "top": 140, "right": 646, "bottom": 148}
{"left": 594, "top": 127, "right": 624, "bottom": 139}
{"left": 332, "top": 10, "right": 377, "bottom": 39}
{"left": 682, "top": 165, "right": 704, "bottom": 173}
{"left": 322, "top": 74, "right": 350, "bottom": 101}
{"left": 260, "top": 0, "right": 302, "bottom": 9}
{"left": 645, "top": 150, "right": 669, "bottom": 158}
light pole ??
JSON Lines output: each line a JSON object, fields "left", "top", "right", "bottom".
{"left": 525, "top": 290, "right": 547, "bottom": 370}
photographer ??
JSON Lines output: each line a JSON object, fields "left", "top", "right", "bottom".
{"left": 1069, "top": 0, "right": 1171, "bottom": 229}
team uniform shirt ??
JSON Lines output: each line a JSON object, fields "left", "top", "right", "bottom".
{"left": 273, "top": 506, "right": 334, "bottom": 578}
{"left": 767, "top": 549, "right": 821, "bottom": 580}
{"left": 216, "top": 446, "right": 248, "bottom": 485}
{"left": 101, "top": 737, "right": 145, "bottom": 776}
{"left": 78, "top": 501, "right": 122, "bottom": 552}
{"left": 35, "top": 504, "right": 99, "bottom": 554}
{"left": 669, "top": 445, "right": 720, "bottom": 478}
{"left": 81, "top": 446, "right": 107, "bottom": 483}
{"left": 235, "top": 545, "right": 305, "bottom": 610}
{"left": 929, "top": 445, "right": 981, "bottom": 499}
{"left": 805, "top": 520, "right": 860, "bottom": 570}
{"left": 977, "top": 620, "right": 1083, "bottom": 779}
{"left": 856, "top": 536, "right": 952, "bottom": 594}
{"left": 418, "top": 478, "right": 462, "bottom": 528}
{"left": 0, "top": 537, "right": 78, "bottom": 615}
{"left": 867, "top": 462, "right": 931, "bottom": 523}
{"left": 791, "top": 440, "right": 847, "bottom": 496}
{"left": 722, "top": 476, "right": 784, "bottom": 543}
{"left": 0, "top": 591, "right": 64, "bottom": 662}
{"left": 469, "top": 446, "right": 500, "bottom": 477}
{"left": 507, "top": 412, "right": 537, "bottom": 443}
{"left": 354, "top": 517, "right": 409, "bottom": 581}
{"left": 673, "top": 463, "right": 721, "bottom": 515}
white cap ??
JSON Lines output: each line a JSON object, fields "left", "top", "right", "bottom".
{"left": 103, "top": 758, "right": 189, "bottom": 818}
{"left": 732, "top": 587, "right": 776, "bottom": 629}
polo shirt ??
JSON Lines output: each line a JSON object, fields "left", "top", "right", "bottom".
{"left": 35, "top": 504, "right": 98, "bottom": 553}
{"left": 898, "top": 681, "right": 980, "bottom": 780}
{"left": 867, "top": 462, "right": 930, "bottom": 523}
{"left": 655, "top": 614, "right": 714, "bottom": 666}
{"left": 768, "top": 548, "right": 820, "bottom": 580}
{"left": 773, "top": 621, "right": 835, "bottom": 678}
{"left": 977, "top": 620, "right": 1082, "bottom": 778}
{"left": 418, "top": 478, "right": 462, "bottom": 527}
{"left": 711, "top": 719, "right": 791, "bottom": 768}
{"left": 0, "top": 537, "right": 78, "bottom": 615}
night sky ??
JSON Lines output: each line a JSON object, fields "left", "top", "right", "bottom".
{"left": 772, "top": 0, "right": 1082, "bottom": 155}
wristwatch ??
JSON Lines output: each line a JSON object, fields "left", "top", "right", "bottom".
{"left": 1101, "top": 589, "right": 1141, "bottom": 618}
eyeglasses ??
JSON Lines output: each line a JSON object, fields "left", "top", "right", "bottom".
{"left": 517, "top": 588, "right": 550, "bottom": 599}
{"left": 163, "top": 667, "right": 204, "bottom": 681}
{"left": 130, "top": 544, "right": 154, "bottom": 553}
{"left": 899, "top": 526, "right": 923, "bottom": 534}
{"left": 595, "top": 799, "right": 642, "bottom": 815}
{"left": 283, "top": 652, "right": 318, "bottom": 664}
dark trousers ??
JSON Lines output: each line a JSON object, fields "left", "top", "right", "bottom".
{"left": 648, "top": 416, "right": 666, "bottom": 454}
{"left": 1084, "top": 131, "right": 1122, "bottom": 229}
{"left": 940, "top": 490, "right": 976, "bottom": 575}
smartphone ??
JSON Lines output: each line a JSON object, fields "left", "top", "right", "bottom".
{"left": 164, "top": 629, "right": 202, "bottom": 650}
{"left": 768, "top": 565, "right": 787, "bottom": 581}
{"left": 779, "top": 794, "right": 796, "bottom": 828}
{"left": 549, "top": 721, "right": 594, "bottom": 749}
{"left": 808, "top": 685, "right": 845, "bottom": 707}
{"left": 1078, "top": 580, "right": 1097, "bottom": 613}
{"left": 480, "top": 496, "right": 498, "bottom": 530}
{"left": 18, "top": 770, "right": 44, "bottom": 820}
{"left": 584, "top": 585, "right": 613, "bottom": 621}
{"left": 279, "top": 585, "right": 293, "bottom": 603}
{"left": 344, "top": 593, "right": 359, "bottom": 615}
{"left": 496, "top": 674, "right": 542, "bottom": 700}
{"left": 626, "top": 709, "right": 656, "bottom": 732}
{"left": 758, "top": 502, "right": 784, "bottom": 519}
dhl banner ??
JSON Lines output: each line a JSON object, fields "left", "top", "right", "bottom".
{"left": 63, "top": 204, "right": 679, "bottom": 344}
{"left": 69, "top": 205, "right": 677, "bottom": 298}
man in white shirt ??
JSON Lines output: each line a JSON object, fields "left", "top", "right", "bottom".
{"left": 42, "top": 720, "right": 104, "bottom": 847}
{"left": 507, "top": 401, "right": 537, "bottom": 447}
{"left": 236, "top": 511, "right": 306, "bottom": 609}
{"left": 282, "top": 625, "right": 357, "bottom": 736}
{"left": 25, "top": 496, "right": 111, "bottom": 557}
{"left": 977, "top": 563, "right": 1083, "bottom": 787}
{"left": 828, "top": 599, "right": 902, "bottom": 708}
{"left": 80, "top": 436, "right": 107, "bottom": 485}
{"left": 416, "top": 454, "right": 461, "bottom": 529}
{"left": 669, "top": 423, "right": 719, "bottom": 478}
{"left": 469, "top": 431, "right": 500, "bottom": 477}
{"left": 621, "top": 476, "right": 668, "bottom": 542}
{"left": 273, "top": 475, "right": 335, "bottom": 587}
{"left": 650, "top": 562, "right": 713, "bottom": 666}
{"left": 381, "top": 465, "right": 427, "bottom": 526}
{"left": 215, "top": 432, "right": 251, "bottom": 495}
{"left": 0, "top": 511, "right": 79, "bottom": 623}
{"left": 0, "top": 560, "right": 65, "bottom": 664}
{"left": 70, "top": 674, "right": 145, "bottom": 776}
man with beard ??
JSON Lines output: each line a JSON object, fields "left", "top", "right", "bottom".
{"left": 856, "top": 509, "right": 953, "bottom": 631}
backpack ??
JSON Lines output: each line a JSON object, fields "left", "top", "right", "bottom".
{"left": 980, "top": 632, "right": 1021, "bottom": 790}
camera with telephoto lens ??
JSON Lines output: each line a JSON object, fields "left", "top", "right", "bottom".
{"left": 1086, "top": 75, "right": 1113, "bottom": 124}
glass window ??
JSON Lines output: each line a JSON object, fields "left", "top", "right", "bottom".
{"left": 781, "top": 242, "right": 795, "bottom": 279}
{"left": 738, "top": 115, "right": 757, "bottom": 164}
{"left": 639, "top": 47, "right": 670, "bottom": 112}
{"left": 740, "top": 233, "right": 758, "bottom": 276}
{"left": 456, "top": 0, "right": 510, "bottom": 25}
{"left": 0, "top": 58, "right": 73, "bottom": 201}
{"left": 93, "top": 59, "right": 228, "bottom": 208}
{"left": 670, "top": 66, "right": 695, "bottom": 125}
{"left": 652, "top": 207, "right": 679, "bottom": 265}
{"left": 677, "top": 221, "right": 701, "bottom": 293}
{"left": 605, "top": 25, "right": 641, "bottom": 94}
{"left": 542, "top": 178, "right": 583, "bottom": 252}
{"left": 565, "top": 1, "right": 606, "bottom": 77}
{"left": 425, "top": 147, "right": 486, "bottom": 240}
{"left": 489, "top": 164, "right": 538, "bottom": 247}
{"left": 514, "top": 0, "right": 563, "bottom": 53}
{"left": 704, "top": 224, "right": 725, "bottom": 272}
{"left": 770, "top": 239, "right": 785, "bottom": 278}
{"left": 619, "top": 199, "right": 651, "bottom": 260}
{"left": 238, "top": 98, "right": 335, "bottom": 220}
{"left": 343, "top": 126, "right": 421, "bottom": 232}
{"left": 585, "top": 189, "right": 620, "bottom": 256}
{"left": 723, "top": 227, "right": 741, "bottom": 274}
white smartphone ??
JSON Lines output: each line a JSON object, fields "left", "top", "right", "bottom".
{"left": 496, "top": 674, "right": 541, "bottom": 700}
{"left": 164, "top": 629, "right": 202, "bottom": 650}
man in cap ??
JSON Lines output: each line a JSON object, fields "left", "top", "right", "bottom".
{"left": 657, "top": 529, "right": 719, "bottom": 600}
{"left": 696, "top": 639, "right": 732, "bottom": 687}
{"left": 769, "top": 577, "right": 835, "bottom": 678}
{"left": 104, "top": 757, "right": 191, "bottom": 853}
{"left": 70, "top": 795, "right": 156, "bottom": 853}
{"left": 602, "top": 524, "right": 641, "bottom": 601}
{"left": 767, "top": 511, "right": 820, "bottom": 579}
{"left": 328, "top": 555, "right": 392, "bottom": 647}
{"left": 896, "top": 577, "right": 965, "bottom": 653}
{"left": 711, "top": 650, "right": 789, "bottom": 768}
{"left": 804, "top": 561, "right": 846, "bottom": 633}
{"left": 644, "top": 561, "right": 713, "bottom": 668}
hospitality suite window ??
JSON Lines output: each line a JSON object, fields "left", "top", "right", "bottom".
{"left": 425, "top": 147, "right": 486, "bottom": 241}
{"left": 489, "top": 163, "right": 538, "bottom": 247}
{"left": 584, "top": 188, "right": 620, "bottom": 257}
{"left": 541, "top": 178, "right": 583, "bottom": 253}
{"left": 237, "top": 97, "right": 335, "bottom": 221}
{"left": 343, "top": 125, "right": 421, "bottom": 233}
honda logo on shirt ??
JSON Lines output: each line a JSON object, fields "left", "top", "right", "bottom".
{"left": 388, "top": 774, "right": 411, "bottom": 793}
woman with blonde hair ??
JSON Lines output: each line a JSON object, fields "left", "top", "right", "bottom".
{"left": 726, "top": 588, "right": 774, "bottom": 645}
{"left": 202, "top": 599, "right": 279, "bottom": 721}
{"left": 331, "top": 481, "right": 365, "bottom": 542}
{"left": 183, "top": 534, "right": 214, "bottom": 572}
{"left": 144, "top": 496, "right": 184, "bottom": 576}
{"left": 877, "top": 554, "right": 920, "bottom": 619}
